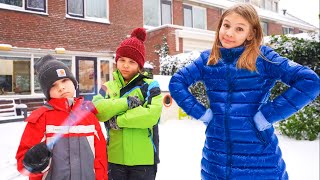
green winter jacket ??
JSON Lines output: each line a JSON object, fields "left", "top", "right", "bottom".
{"left": 92, "top": 70, "right": 163, "bottom": 166}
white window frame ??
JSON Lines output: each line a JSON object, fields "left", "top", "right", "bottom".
{"left": 143, "top": 0, "right": 172, "bottom": 27}
{"left": 183, "top": 4, "right": 207, "bottom": 30}
{"left": 66, "top": 0, "right": 110, "bottom": 24}
{"left": 161, "top": 0, "right": 172, "bottom": 25}
{"left": 261, "top": 21, "right": 268, "bottom": 36}
{"left": 282, "top": 26, "right": 294, "bottom": 35}
{"left": 0, "top": 0, "right": 47, "bottom": 15}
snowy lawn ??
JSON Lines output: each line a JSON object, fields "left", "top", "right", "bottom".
{"left": 0, "top": 120, "right": 319, "bottom": 180}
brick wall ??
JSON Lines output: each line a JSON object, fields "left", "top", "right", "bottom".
{"left": 0, "top": 0, "right": 143, "bottom": 52}
{"left": 145, "top": 27, "right": 183, "bottom": 74}
{"left": 293, "top": 27, "right": 300, "bottom": 34}
{"left": 207, "top": 7, "right": 221, "bottom": 31}
{"left": 172, "top": 0, "right": 183, "bottom": 26}
{"left": 268, "top": 22, "right": 283, "bottom": 35}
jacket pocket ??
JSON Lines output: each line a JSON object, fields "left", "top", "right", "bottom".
{"left": 247, "top": 117, "right": 269, "bottom": 145}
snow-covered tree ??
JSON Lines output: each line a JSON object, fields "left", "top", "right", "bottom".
{"left": 159, "top": 51, "right": 200, "bottom": 75}
{"left": 154, "top": 35, "right": 169, "bottom": 58}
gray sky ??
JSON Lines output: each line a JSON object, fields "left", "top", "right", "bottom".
{"left": 279, "top": 0, "right": 319, "bottom": 28}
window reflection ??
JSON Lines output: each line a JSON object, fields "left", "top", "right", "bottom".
{"left": 100, "top": 60, "right": 110, "bottom": 84}
{"left": 79, "top": 60, "right": 95, "bottom": 94}
{"left": 0, "top": 57, "right": 31, "bottom": 95}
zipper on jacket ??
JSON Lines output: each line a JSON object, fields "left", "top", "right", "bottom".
{"left": 225, "top": 62, "right": 232, "bottom": 179}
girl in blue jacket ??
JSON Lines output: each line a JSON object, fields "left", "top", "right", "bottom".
{"left": 169, "top": 3, "right": 319, "bottom": 180}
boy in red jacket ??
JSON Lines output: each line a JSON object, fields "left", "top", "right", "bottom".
{"left": 16, "top": 54, "right": 108, "bottom": 180}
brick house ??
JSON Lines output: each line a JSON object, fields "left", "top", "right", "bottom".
{"left": 143, "top": 0, "right": 318, "bottom": 74}
{"left": 0, "top": 0, "right": 145, "bottom": 107}
{"left": 0, "top": 0, "right": 317, "bottom": 108}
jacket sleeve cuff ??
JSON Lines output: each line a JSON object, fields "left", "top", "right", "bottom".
{"left": 199, "top": 109, "right": 213, "bottom": 124}
{"left": 253, "top": 111, "right": 272, "bottom": 131}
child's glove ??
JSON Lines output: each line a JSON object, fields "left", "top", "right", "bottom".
{"left": 23, "top": 142, "right": 52, "bottom": 173}
{"left": 199, "top": 109, "right": 213, "bottom": 125}
{"left": 105, "top": 116, "right": 121, "bottom": 130}
{"left": 253, "top": 111, "right": 272, "bottom": 131}
{"left": 127, "top": 96, "right": 143, "bottom": 109}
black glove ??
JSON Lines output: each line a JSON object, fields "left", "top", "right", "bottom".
{"left": 23, "top": 142, "right": 52, "bottom": 173}
{"left": 104, "top": 116, "right": 120, "bottom": 130}
{"left": 127, "top": 96, "right": 143, "bottom": 109}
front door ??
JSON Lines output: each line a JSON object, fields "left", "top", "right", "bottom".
{"left": 76, "top": 57, "right": 97, "bottom": 101}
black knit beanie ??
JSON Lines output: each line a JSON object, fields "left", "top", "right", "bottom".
{"left": 34, "top": 54, "right": 78, "bottom": 100}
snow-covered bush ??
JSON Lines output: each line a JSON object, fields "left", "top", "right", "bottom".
{"left": 267, "top": 34, "right": 320, "bottom": 140}
{"left": 159, "top": 51, "right": 200, "bottom": 75}
{"left": 155, "top": 36, "right": 169, "bottom": 59}
{"left": 160, "top": 51, "right": 209, "bottom": 108}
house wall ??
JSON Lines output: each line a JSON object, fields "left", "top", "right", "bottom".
{"left": 172, "top": 0, "right": 183, "bottom": 26}
{"left": 293, "top": 27, "right": 300, "bottom": 34}
{"left": 0, "top": 0, "right": 143, "bottom": 52}
{"left": 145, "top": 27, "right": 183, "bottom": 74}
{"left": 268, "top": 22, "right": 283, "bottom": 35}
{"left": 207, "top": 7, "right": 221, "bottom": 31}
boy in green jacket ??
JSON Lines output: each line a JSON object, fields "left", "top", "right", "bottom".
{"left": 92, "top": 27, "right": 163, "bottom": 180}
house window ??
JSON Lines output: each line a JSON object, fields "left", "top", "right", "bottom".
{"left": 265, "top": 0, "right": 273, "bottom": 11}
{"left": 161, "top": 0, "right": 172, "bottom": 25}
{"left": 261, "top": 21, "right": 268, "bottom": 36}
{"left": 282, "top": 27, "right": 294, "bottom": 34}
{"left": 183, "top": 5, "right": 206, "bottom": 29}
{"left": 143, "top": 0, "right": 172, "bottom": 27}
{"left": 183, "top": 5, "right": 192, "bottom": 28}
{"left": 0, "top": 0, "right": 46, "bottom": 12}
{"left": 272, "top": 1, "right": 278, "bottom": 12}
{"left": 100, "top": 60, "right": 110, "bottom": 85}
{"left": 0, "top": 57, "right": 31, "bottom": 95}
{"left": 67, "top": 0, "right": 107, "bottom": 20}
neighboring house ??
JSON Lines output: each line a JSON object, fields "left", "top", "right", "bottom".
{"left": 0, "top": 0, "right": 144, "bottom": 106}
{"left": 0, "top": 0, "right": 317, "bottom": 107}
{"left": 144, "top": 0, "right": 318, "bottom": 74}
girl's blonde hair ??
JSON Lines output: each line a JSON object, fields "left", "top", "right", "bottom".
{"left": 207, "top": 3, "right": 264, "bottom": 71}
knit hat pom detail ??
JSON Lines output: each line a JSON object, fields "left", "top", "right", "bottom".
{"left": 131, "top": 28, "right": 146, "bottom": 42}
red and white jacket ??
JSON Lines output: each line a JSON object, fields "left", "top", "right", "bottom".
{"left": 16, "top": 97, "right": 108, "bottom": 180}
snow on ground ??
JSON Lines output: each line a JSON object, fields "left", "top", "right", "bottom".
{"left": 0, "top": 120, "right": 319, "bottom": 180}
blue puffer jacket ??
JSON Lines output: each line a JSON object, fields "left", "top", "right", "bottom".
{"left": 169, "top": 45, "right": 319, "bottom": 180}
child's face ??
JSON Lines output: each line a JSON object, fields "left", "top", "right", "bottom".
{"left": 219, "top": 12, "right": 253, "bottom": 49}
{"left": 117, "top": 57, "right": 140, "bottom": 82}
{"left": 49, "top": 78, "right": 75, "bottom": 99}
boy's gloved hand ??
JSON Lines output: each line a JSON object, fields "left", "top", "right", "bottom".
{"left": 105, "top": 116, "right": 120, "bottom": 130}
{"left": 23, "top": 142, "right": 52, "bottom": 173}
{"left": 127, "top": 96, "right": 143, "bottom": 109}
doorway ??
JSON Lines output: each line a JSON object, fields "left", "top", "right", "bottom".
{"left": 75, "top": 57, "right": 97, "bottom": 100}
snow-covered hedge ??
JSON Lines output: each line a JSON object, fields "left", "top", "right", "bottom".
{"left": 159, "top": 51, "right": 200, "bottom": 75}
{"left": 267, "top": 34, "right": 320, "bottom": 140}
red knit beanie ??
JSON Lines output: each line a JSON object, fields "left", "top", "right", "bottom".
{"left": 115, "top": 28, "right": 147, "bottom": 69}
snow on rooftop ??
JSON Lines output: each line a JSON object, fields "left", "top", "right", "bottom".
{"left": 264, "top": 33, "right": 320, "bottom": 43}
{"left": 144, "top": 62, "right": 154, "bottom": 69}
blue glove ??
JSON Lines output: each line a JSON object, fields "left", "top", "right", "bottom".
{"left": 253, "top": 111, "right": 272, "bottom": 131}
{"left": 199, "top": 109, "right": 213, "bottom": 125}
{"left": 104, "top": 116, "right": 120, "bottom": 130}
